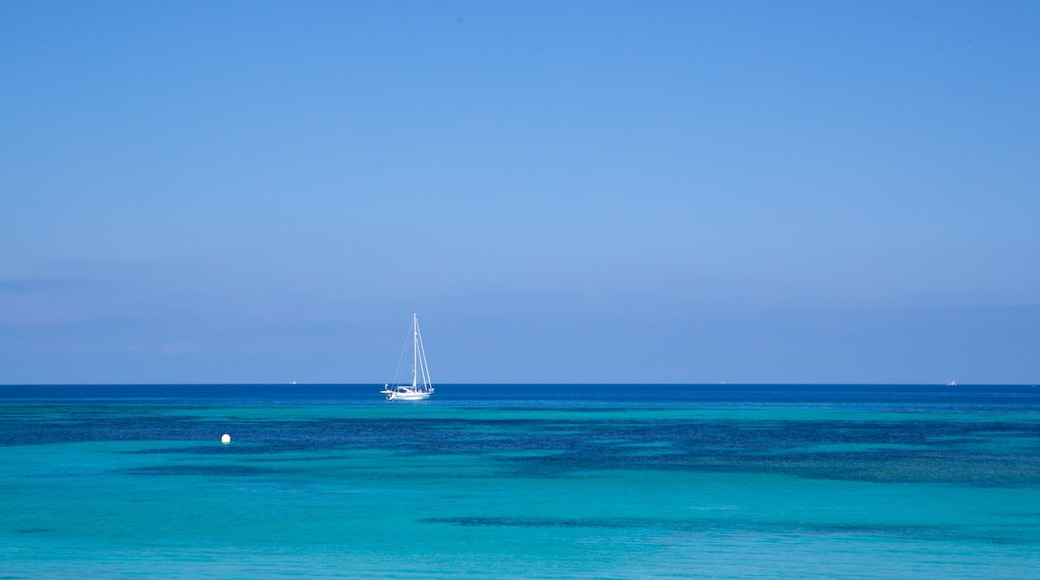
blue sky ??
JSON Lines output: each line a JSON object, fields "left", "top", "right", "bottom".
{"left": 2, "top": 1, "right": 1038, "bottom": 384}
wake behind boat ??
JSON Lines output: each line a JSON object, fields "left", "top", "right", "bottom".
{"left": 381, "top": 313, "right": 434, "bottom": 401}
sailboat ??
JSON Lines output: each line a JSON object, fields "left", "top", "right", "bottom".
{"left": 380, "top": 313, "right": 434, "bottom": 401}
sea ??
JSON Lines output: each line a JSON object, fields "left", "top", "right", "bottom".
{"left": 1, "top": 383, "right": 1038, "bottom": 579}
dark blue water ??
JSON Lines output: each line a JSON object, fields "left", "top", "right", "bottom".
{"left": 3, "top": 382, "right": 1038, "bottom": 404}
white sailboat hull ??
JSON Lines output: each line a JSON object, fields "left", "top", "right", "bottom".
{"left": 381, "top": 387, "right": 434, "bottom": 401}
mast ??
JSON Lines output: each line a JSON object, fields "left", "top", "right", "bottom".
{"left": 416, "top": 315, "right": 431, "bottom": 390}
{"left": 412, "top": 313, "right": 418, "bottom": 389}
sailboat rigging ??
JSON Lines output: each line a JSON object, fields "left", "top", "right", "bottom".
{"left": 381, "top": 313, "right": 434, "bottom": 401}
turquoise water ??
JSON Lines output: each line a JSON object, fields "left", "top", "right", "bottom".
{"left": 1, "top": 384, "right": 1039, "bottom": 578}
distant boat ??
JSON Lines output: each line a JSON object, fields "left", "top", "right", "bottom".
{"left": 947, "top": 380, "right": 957, "bottom": 386}
{"left": 381, "top": 313, "right": 434, "bottom": 401}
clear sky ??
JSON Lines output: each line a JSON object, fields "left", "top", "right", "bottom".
{"left": 2, "top": 1, "right": 1038, "bottom": 384}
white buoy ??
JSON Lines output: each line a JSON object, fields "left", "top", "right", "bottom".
{"left": 221, "top": 433, "right": 231, "bottom": 444}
